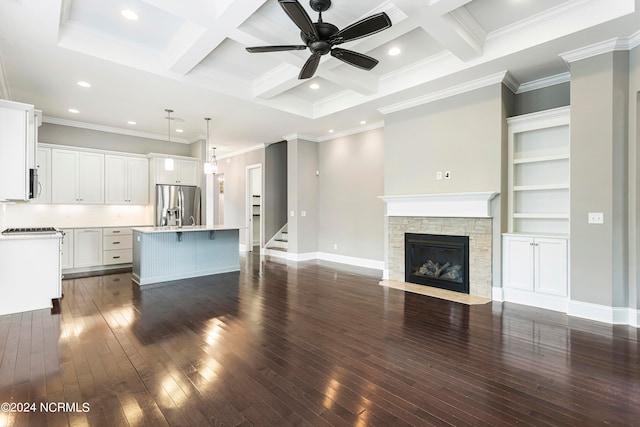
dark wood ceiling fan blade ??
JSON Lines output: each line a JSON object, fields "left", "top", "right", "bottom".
{"left": 279, "top": 0, "right": 319, "bottom": 40}
{"left": 330, "top": 48, "right": 379, "bottom": 70}
{"left": 299, "top": 54, "right": 321, "bottom": 79}
{"left": 330, "top": 12, "right": 392, "bottom": 45}
{"left": 246, "top": 45, "right": 307, "bottom": 53}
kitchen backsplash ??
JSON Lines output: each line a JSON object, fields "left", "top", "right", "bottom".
{"left": 2, "top": 203, "right": 153, "bottom": 228}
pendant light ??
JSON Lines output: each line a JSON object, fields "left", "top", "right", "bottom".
{"left": 164, "top": 109, "right": 175, "bottom": 171}
{"left": 203, "top": 117, "right": 218, "bottom": 175}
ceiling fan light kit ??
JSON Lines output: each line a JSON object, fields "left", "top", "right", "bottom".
{"left": 246, "top": 0, "right": 392, "bottom": 79}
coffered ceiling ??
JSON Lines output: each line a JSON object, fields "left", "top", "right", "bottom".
{"left": 0, "top": 0, "right": 638, "bottom": 152}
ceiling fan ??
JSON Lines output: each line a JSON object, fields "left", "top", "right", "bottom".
{"left": 246, "top": 0, "right": 392, "bottom": 79}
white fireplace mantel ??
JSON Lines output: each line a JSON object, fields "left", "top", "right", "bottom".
{"left": 379, "top": 192, "right": 499, "bottom": 218}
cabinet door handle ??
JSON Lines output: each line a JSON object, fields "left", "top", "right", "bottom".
{"left": 112, "top": 231, "right": 121, "bottom": 233}
{"left": 113, "top": 256, "right": 120, "bottom": 259}
{"left": 113, "top": 242, "right": 120, "bottom": 245}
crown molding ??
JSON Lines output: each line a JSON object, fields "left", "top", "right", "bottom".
{"left": 43, "top": 116, "right": 191, "bottom": 144}
{"left": 560, "top": 36, "right": 631, "bottom": 64}
{"left": 378, "top": 71, "right": 509, "bottom": 115}
{"left": 282, "top": 133, "right": 319, "bottom": 142}
{"left": 516, "top": 72, "right": 571, "bottom": 94}
{"left": 317, "top": 121, "right": 385, "bottom": 142}
{"left": 217, "top": 143, "right": 265, "bottom": 160}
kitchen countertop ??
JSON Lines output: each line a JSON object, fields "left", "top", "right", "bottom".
{"left": 0, "top": 232, "right": 63, "bottom": 241}
{"left": 132, "top": 225, "right": 244, "bottom": 233}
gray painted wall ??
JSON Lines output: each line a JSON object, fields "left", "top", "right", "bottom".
{"left": 514, "top": 82, "right": 570, "bottom": 116}
{"left": 287, "top": 138, "right": 318, "bottom": 254}
{"left": 264, "top": 141, "right": 288, "bottom": 242}
{"left": 384, "top": 84, "right": 504, "bottom": 196}
{"left": 317, "top": 127, "right": 385, "bottom": 261}
{"left": 39, "top": 123, "right": 193, "bottom": 156}
{"left": 569, "top": 51, "right": 629, "bottom": 307}
{"left": 216, "top": 148, "right": 265, "bottom": 248}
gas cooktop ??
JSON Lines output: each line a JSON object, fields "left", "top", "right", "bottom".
{"left": 1, "top": 227, "right": 60, "bottom": 235}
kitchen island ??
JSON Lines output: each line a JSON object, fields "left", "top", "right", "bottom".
{"left": 131, "top": 225, "right": 241, "bottom": 286}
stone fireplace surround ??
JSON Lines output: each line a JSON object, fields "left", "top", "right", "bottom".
{"left": 380, "top": 193, "right": 498, "bottom": 299}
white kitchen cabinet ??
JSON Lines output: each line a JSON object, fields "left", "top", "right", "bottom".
{"left": 73, "top": 228, "right": 103, "bottom": 267}
{"left": 33, "top": 146, "right": 51, "bottom": 203}
{"left": 52, "top": 150, "right": 104, "bottom": 204}
{"left": 103, "top": 227, "right": 133, "bottom": 265}
{"left": 503, "top": 234, "right": 568, "bottom": 301}
{"left": 155, "top": 157, "right": 199, "bottom": 186}
{"left": 61, "top": 228, "right": 74, "bottom": 270}
{"left": 105, "top": 155, "right": 149, "bottom": 204}
{"left": 0, "top": 99, "right": 37, "bottom": 201}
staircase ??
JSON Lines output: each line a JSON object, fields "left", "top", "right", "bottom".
{"left": 266, "top": 224, "right": 288, "bottom": 252}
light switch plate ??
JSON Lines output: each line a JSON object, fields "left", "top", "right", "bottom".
{"left": 436, "top": 171, "right": 442, "bottom": 180}
{"left": 588, "top": 212, "right": 604, "bottom": 224}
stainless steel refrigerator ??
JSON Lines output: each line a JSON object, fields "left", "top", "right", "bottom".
{"left": 155, "top": 184, "right": 201, "bottom": 227}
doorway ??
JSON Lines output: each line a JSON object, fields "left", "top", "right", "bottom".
{"left": 246, "top": 164, "right": 262, "bottom": 252}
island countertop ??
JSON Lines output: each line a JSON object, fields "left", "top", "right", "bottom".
{"left": 132, "top": 225, "right": 244, "bottom": 233}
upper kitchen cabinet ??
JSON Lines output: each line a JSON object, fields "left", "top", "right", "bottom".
{"left": 0, "top": 99, "right": 37, "bottom": 201}
{"left": 51, "top": 149, "right": 104, "bottom": 204}
{"left": 32, "top": 146, "right": 51, "bottom": 203}
{"left": 150, "top": 155, "right": 200, "bottom": 186}
{"left": 105, "top": 155, "right": 149, "bottom": 204}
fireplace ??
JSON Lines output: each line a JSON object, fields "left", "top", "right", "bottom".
{"left": 405, "top": 233, "right": 470, "bottom": 294}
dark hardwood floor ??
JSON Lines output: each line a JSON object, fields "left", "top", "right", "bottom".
{"left": 1, "top": 254, "right": 639, "bottom": 426}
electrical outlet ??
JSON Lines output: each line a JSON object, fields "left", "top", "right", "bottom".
{"left": 436, "top": 171, "right": 443, "bottom": 180}
{"left": 290, "top": 210, "right": 295, "bottom": 217}
{"left": 588, "top": 212, "right": 604, "bottom": 224}
{"left": 301, "top": 211, "right": 306, "bottom": 217}
{"left": 333, "top": 243, "right": 338, "bottom": 250}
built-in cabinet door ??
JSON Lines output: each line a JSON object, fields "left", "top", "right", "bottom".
{"left": 51, "top": 149, "right": 79, "bottom": 203}
{"left": 177, "top": 159, "right": 198, "bottom": 186}
{"left": 535, "top": 238, "right": 568, "bottom": 296}
{"left": 105, "top": 155, "right": 127, "bottom": 204}
{"left": 128, "top": 157, "right": 149, "bottom": 204}
{"left": 74, "top": 228, "right": 103, "bottom": 267}
{"left": 51, "top": 150, "right": 104, "bottom": 204}
{"left": 34, "top": 147, "right": 51, "bottom": 203}
{"left": 61, "top": 228, "right": 74, "bottom": 270}
{"left": 503, "top": 235, "right": 568, "bottom": 297}
{"left": 503, "top": 235, "right": 534, "bottom": 291}
{"left": 77, "top": 152, "right": 104, "bottom": 203}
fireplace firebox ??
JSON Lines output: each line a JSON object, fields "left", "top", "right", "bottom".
{"left": 405, "top": 233, "right": 470, "bottom": 294}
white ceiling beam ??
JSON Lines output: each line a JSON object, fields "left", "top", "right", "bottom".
{"left": 319, "top": 68, "right": 379, "bottom": 96}
{"left": 165, "top": 0, "right": 268, "bottom": 76}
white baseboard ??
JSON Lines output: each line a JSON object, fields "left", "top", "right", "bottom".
{"left": 502, "top": 288, "right": 569, "bottom": 313}
{"left": 568, "top": 300, "right": 640, "bottom": 326}
{"left": 495, "top": 288, "right": 639, "bottom": 327}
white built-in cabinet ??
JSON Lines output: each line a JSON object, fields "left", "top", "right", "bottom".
{"left": 33, "top": 146, "right": 51, "bottom": 203}
{"left": 502, "top": 235, "right": 568, "bottom": 297}
{"left": 73, "top": 228, "right": 103, "bottom": 268}
{"left": 51, "top": 149, "right": 104, "bottom": 204}
{"left": 105, "top": 155, "right": 149, "bottom": 204}
{"left": 103, "top": 227, "right": 133, "bottom": 265}
{"left": 153, "top": 157, "right": 199, "bottom": 186}
{"left": 502, "top": 106, "right": 571, "bottom": 312}
{"left": 507, "top": 106, "right": 570, "bottom": 234}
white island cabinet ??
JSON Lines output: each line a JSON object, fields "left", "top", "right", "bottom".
{"left": 132, "top": 226, "right": 240, "bottom": 286}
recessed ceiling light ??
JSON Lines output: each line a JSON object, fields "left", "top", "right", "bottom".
{"left": 127, "top": 121, "right": 136, "bottom": 125}
{"left": 121, "top": 9, "right": 139, "bottom": 20}
{"left": 388, "top": 47, "right": 401, "bottom": 56}
{"left": 176, "top": 129, "right": 184, "bottom": 133}
{"left": 360, "top": 120, "right": 367, "bottom": 125}
{"left": 76, "top": 81, "right": 91, "bottom": 88}
{"left": 329, "top": 129, "right": 334, "bottom": 133}
{"left": 68, "top": 108, "right": 80, "bottom": 114}
{"left": 310, "top": 83, "right": 320, "bottom": 90}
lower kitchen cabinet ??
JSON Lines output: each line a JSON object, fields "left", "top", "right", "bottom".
{"left": 103, "top": 227, "right": 133, "bottom": 265}
{"left": 73, "top": 228, "right": 103, "bottom": 268}
{"left": 502, "top": 234, "right": 568, "bottom": 311}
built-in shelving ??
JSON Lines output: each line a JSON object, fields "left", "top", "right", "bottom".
{"left": 507, "top": 106, "right": 570, "bottom": 235}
